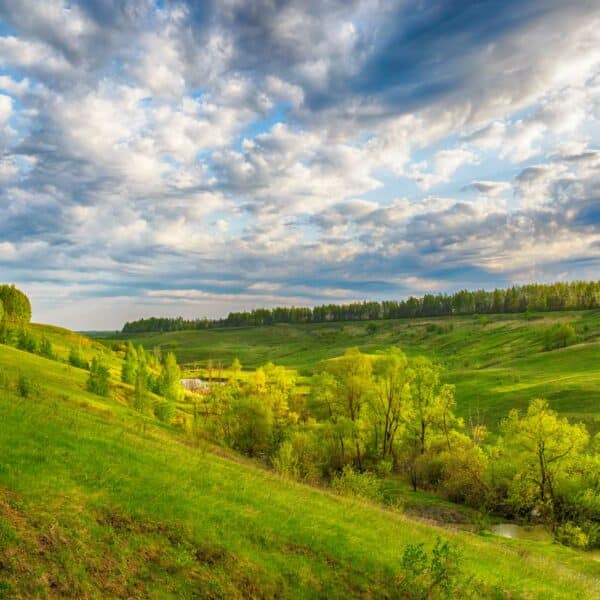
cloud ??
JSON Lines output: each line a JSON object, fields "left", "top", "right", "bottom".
{"left": 0, "top": 0, "right": 598, "bottom": 328}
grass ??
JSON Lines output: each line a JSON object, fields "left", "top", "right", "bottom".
{"left": 105, "top": 310, "right": 600, "bottom": 432}
{"left": 1, "top": 340, "right": 600, "bottom": 598}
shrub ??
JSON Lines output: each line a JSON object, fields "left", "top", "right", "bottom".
{"left": 397, "top": 538, "right": 464, "bottom": 600}
{"left": 543, "top": 323, "right": 576, "bottom": 351}
{"left": 331, "top": 465, "right": 382, "bottom": 502}
{"left": 87, "top": 357, "right": 110, "bottom": 397}
{"left": 69, "top": 346, "right": 89, "bottom": 370}
{"left": 17, "top": 374, "right": 39, "bottom": 398}
{"left": 0, "top": 325, "right": 12, "bottom": 345}
{"left": 272, "top": 440, "right": 299, "bottom": 479}
{"left": 17, "top": 329, "right": 37, "bottom": 353}
{"left": 38, "top": 336, "right": 54, "bottom": 359}
{"left": 554, "top": 522, "right": 589, "bottom": 549}
{"left": 154, "top": 400, "right": 176, "bottom": 423}
{"left": 366, "top": 323, "right": 378, "bottom": 335}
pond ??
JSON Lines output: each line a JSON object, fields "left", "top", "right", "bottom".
{"left": 491, "top": 523, "right": 552, "bottom": 542}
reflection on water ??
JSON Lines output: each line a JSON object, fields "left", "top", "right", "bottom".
{"left": 491, "top": 523, "right": 551, "bottom": 541}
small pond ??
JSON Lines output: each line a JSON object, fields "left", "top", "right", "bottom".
{"left": 491, "top": 523, "right": 552, "bottom": 542}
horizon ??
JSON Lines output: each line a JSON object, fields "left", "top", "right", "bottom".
{"left": 1, "top": 1, "right": 599, "bottom": 330}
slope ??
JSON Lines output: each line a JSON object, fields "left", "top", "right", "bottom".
{"left": 108, "top": 310, "right": 600, "bottom": 431}
{"left": 0, "top": 337, "right": 599, "bottom": 598}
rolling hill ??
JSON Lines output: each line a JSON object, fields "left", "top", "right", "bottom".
{"left": 106, "top": 309, "right": 600, "bottom": 432}
{"left": 1, "top": 324, "right": 599, "bottom": 598}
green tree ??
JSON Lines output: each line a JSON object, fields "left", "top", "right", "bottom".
{"left": 121, "top": 341, "right": 137, "bottom": 384}
{"left": 501, "top": 399, "right": 589, "bottom": 522}
{"left": 39, "top": 336, "right": 54, "bottom": 359}
{"left": 371, "top": 348, "right": 412, "bottom": 461}
{"left": 17, "top": 329, "right": 37, "bottom": 353}
{"left": 158, "top": 352, "right": 182, "bottom": 403}
{"left": 69, "top": 346, "right": 89, "bottom": 370}
{"left": 543, "top": 323, "right": 577, "bottom": 351}
{"left": 323, "top": 348, "right": 373, "bottom": 469}
{"left": 87, "top": 357, "right": 110, "bottom": 397}
{"left": 0, "top": 284, "right": 32, "bottom": 324}
{"left": 133, "top": 362, "right": 151, "bottom": 413}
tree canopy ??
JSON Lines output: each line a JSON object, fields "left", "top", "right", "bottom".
{"left": 0, "top": 284, "right": 32, "bottom": 324}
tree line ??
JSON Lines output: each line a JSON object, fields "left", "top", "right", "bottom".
{"left": 189, "top": 348, "right": 600, "bottom": 550}
{"left": 122, "top": 280, "right": 600, "bottom": 332}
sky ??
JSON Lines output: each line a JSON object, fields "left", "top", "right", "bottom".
{"left": 0, "top": 0, "right": 599, "bottom": 330}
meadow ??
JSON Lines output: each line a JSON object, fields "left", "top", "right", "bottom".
{"left": 1, "top": 338, "right": 599, "bottom": 598}
{"left": 106, "top": 309, "right": 600, "bottom": 432}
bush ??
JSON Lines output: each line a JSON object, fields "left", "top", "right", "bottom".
{"left": 69, "top": 347, "right": 89, "bottom": 370}
{"left": 543, "top": 323, "right": 576, "bottom": 351}
{"left": 272, "top": 440, "right": 300, "bottom": 479}
{"left": 87, "top": 357, "right": 110, "bottom": 397}
{"left": 17, "top": 374, "right": 39, "bottom": 398}
{"left": 17, "top": 329, "right": 37, "bottom": 353}
{"left": 554, "top": 522, "right": 589, "bottom": 549}
{"left": 332, "top": 465, "right": 382, "bottom": 502}
{"left": 38, "top": 336, "right": 54, "bottom": 359}
{"left": 366, "top": 323, "right": 378, "bottom": 335}
{"left": 154, "top": 400, "right": 176, "bottom": 423}
{"left": 0, "top": 325, "right": 12, "bottom": 345}
{"left": 397, "top": 538, "right": 464, "bottom": 600}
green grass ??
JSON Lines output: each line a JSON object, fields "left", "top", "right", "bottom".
{"left": 1, "top": 341, "right": 599, "bottom": 598}
{"left": 106, "top": 310, "right": 600, "bottom": 432}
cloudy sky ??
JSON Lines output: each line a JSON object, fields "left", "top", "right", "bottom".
{"left": 0, "top": 0, "right": 599, "bottom": 329}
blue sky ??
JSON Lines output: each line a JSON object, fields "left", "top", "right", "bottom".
{"left": 0, "top": 0, "right": 598, "bottom": 329}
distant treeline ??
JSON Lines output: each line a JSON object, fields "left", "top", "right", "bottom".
{"left": 122, "top": 280, "right": 600, "bottom": 333}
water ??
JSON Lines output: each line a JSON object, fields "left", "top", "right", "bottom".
{"left": 491, "top": 523, "right": 552, "bottom": 541}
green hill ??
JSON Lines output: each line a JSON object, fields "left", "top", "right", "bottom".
{"left": 107, "top": 309, "right": 600, "bottom": 432}
{"left": 1, "top": 326, "right": 599, "bottom": 598}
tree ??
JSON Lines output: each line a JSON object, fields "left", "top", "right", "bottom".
{"left": 69, "top": 346, "right": 89, "bottom": 370}
{"left": 133, "top": 363, "right": 151, "bottom": 413}
{"left": 323, "top": 348, "right": 373, "bottom": 469}
{"left": 17, "top": 329, "right": 37, "bottom": 353}
{"left": 543, "top": 323, "right": 576, "bottom": 351}
{"left": 87, "top": 357, "right": 110, "bottom": 397}
{"left": 230, "top": 395, "right": 273, "bottom": 457}
{"left": 501, "top": 399, "right": 589, "bottom": 522}
{"left": 121, "top": 341, "right": 137, "bottom": 384}
{"left": 158, "top": 352, "right": 182, "bottom": 403}
{"left": 39, "top": 336, "right": 54, "bottom": 359}
{"left": 408, "top": 357, "right": 442, "bottom": 455}
{"left": 0, "top": 285, "right": 32, "bottom": 324}
{"left": 371, "top": 348, "right": 412, "bottom": 461}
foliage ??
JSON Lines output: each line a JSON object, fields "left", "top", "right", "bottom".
{"left": 332, "top": 465, "right": 383, "bottom": 502}
{"left": 17, "top": 329, "right": 37, "bottom": 354}
{"left": 154, "top": 400, "right": 176, "bottom": 423}
{"left": 69, "top": 346, "right": 89, "bottom": 370}
{"left": 122, "top": 280, "right": 600, "bottom": 332}
{"left": 499, "top": 399, "right": 589, "bottom": 522}
{"left": 17, "top": 373, "right": 39, "bottom": 398}
{"left": 554, "top": 522, "right": 589, "bottom": 549}
{"left": 86, "top": 357, "right": 110, "bottom": 397}
{"left": 397, "top": 538, "right": 464, "bottom": 600}
{"left": 157, "top": 352, "right": 182, "bottom": 403}
{"left": 543, "top": 323, "right": 577, "bottom": 351}
{"left": 0, "top": 284, "right": 32, "bottom": 325}
{"left": 38, "top": 336, "right": 54, "bottom": 359}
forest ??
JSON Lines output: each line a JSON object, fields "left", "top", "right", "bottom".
{"left": 122, "top": 280, "right": 600, "bottom": 332}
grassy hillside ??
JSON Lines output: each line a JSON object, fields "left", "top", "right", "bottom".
{"left": 1, "top": 338, "right": 599, "bottom": 598}
{"left": 107, "top": 310, "right": 600, "bottom": 432}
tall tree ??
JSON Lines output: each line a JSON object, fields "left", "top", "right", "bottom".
{"left": 371, "top": 348, "right": 412, "bottom": 461}
{"left": 501, "top": 399, "right": 589, "bottom": 522}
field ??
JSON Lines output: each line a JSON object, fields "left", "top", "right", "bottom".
{"left": 106, "top": 309, "right": 600, "bottom": 432}
{"left": 1, "top": 336, "right": 600, "bottom": 598}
